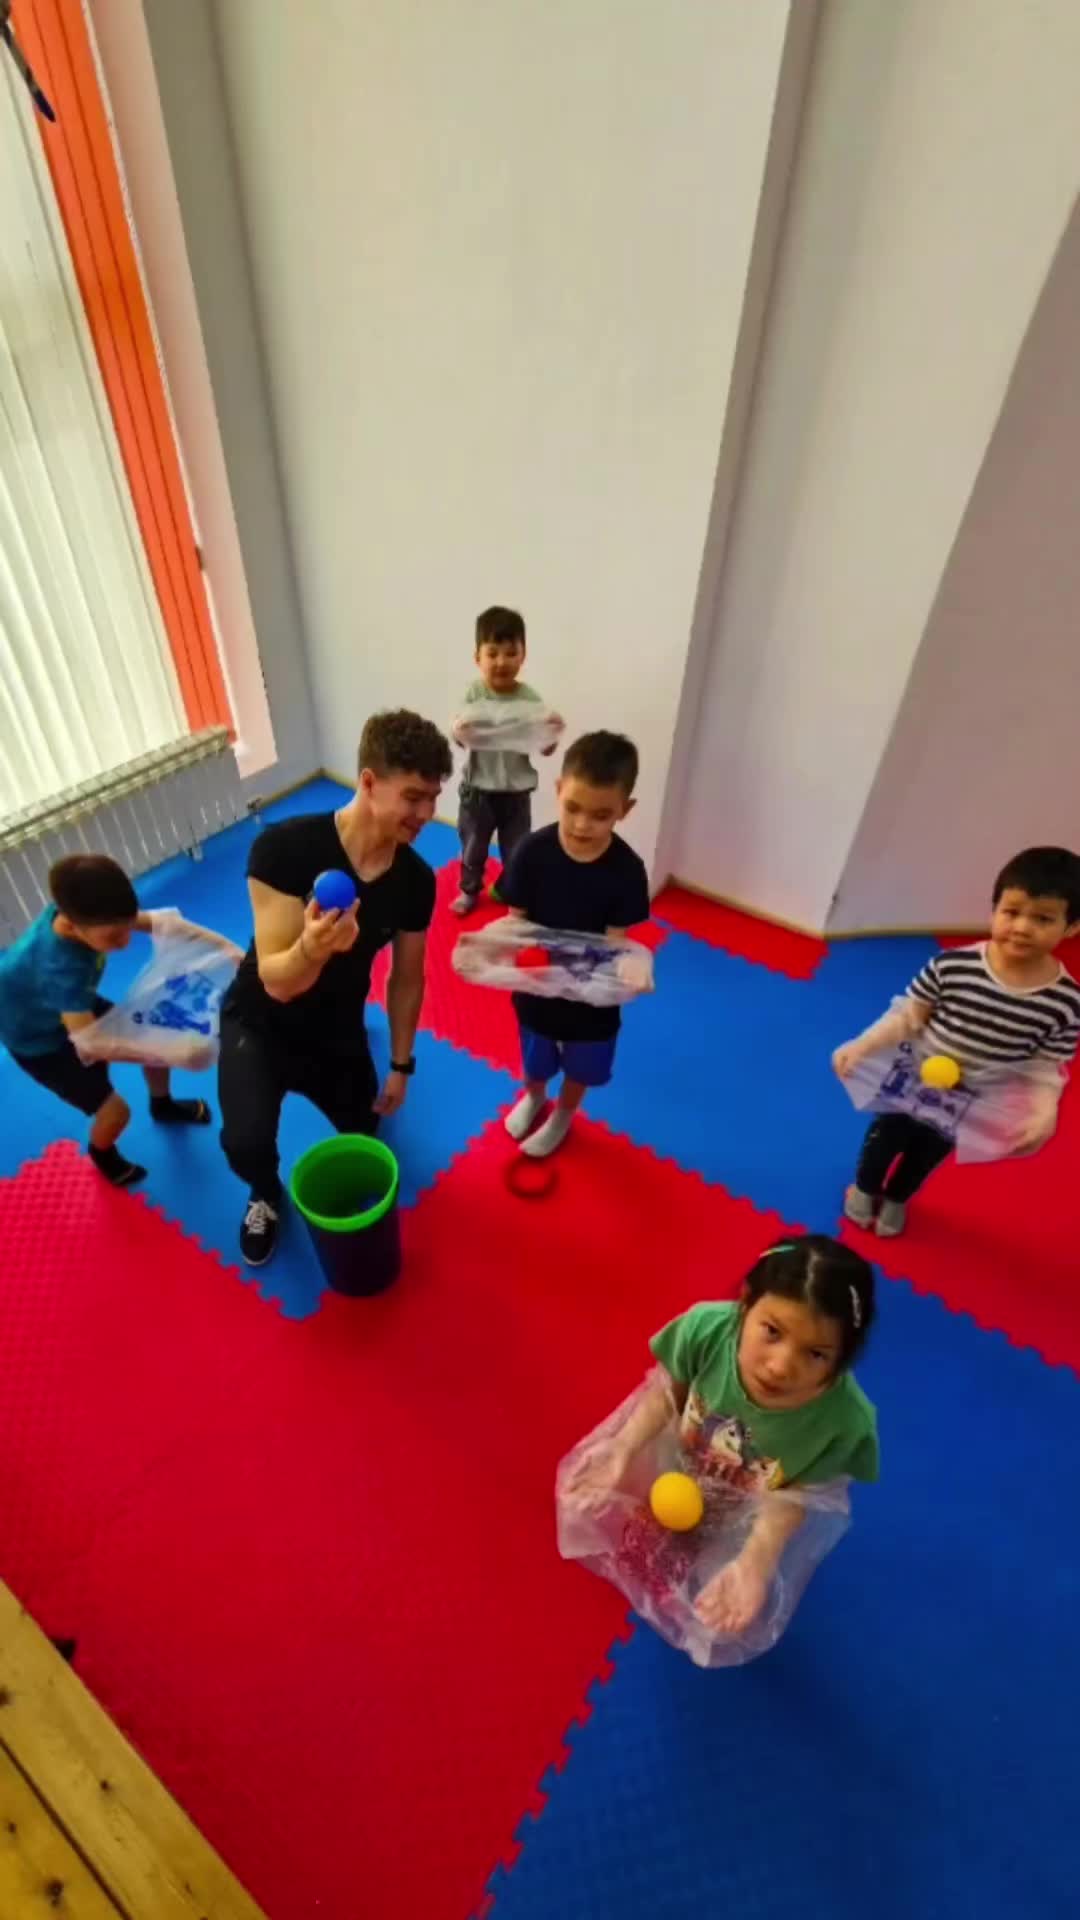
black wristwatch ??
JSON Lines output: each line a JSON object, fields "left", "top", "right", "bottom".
{"left": 390, "top": 1057, "right": 416, "bottom": 1077}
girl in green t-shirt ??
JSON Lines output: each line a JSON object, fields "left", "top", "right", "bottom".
{"left": 572, "top": 1237, "right": 879, "bottom": 1638}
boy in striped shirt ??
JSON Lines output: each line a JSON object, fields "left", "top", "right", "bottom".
{"left": 833, "top": 847, "right": 1080, "bottom": 1236}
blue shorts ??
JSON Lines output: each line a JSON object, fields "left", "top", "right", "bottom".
{"left": 518, "top": 1023, "right": 617, "bottom": 1089}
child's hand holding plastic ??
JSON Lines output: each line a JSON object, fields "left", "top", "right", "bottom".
{"left": 832, "top": 1040, "right": 867, "bottom": 1081}
{"left": 557, "top": 1369, "right": 851, "bottom": 1668}
{"left": 694, "top": 1553, "right": 771, "bottom": 1635}
{"left": 564, "top": 1440, "right": 631, "bottom": 1512}
{"left": 1008, "top": 1088, "right": 1060, "bottom": 1156}
{"left": 452, "top": 702, "right": 564, "bottom": 756}
{"left": 73, "top": 910, "right": 242, "bottom": 1071}
{"left": 453, "top": 915, "right": 654, "bottom": 1006}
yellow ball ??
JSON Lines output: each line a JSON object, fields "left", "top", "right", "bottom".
{"left": 649, "top": 1472, "right": 704, "bottom": 1532}
{"left": 920, "top": 1054, "right": 962, "bottom": 1091}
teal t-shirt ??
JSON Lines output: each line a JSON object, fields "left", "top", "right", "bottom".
{"left": 460, "top": 679, "right": 543, "bottom": 793}
{"left": 0, "top": 908, "right": 106, "bottom": 1057}
{"left": 650, "top": 1301, "right": 879, "bottom": 1490}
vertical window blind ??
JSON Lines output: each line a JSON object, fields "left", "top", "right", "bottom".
{"left": 0, "top": 0, "right": 232, "bottom": 823}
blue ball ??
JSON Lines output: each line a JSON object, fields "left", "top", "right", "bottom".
{"left": 313, "top": 869, "right": 357, "bottom": 913}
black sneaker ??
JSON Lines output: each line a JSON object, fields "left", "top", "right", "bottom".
{"left": 240, "top": 1195, "right": 280, "bottom": 1266}
{"left": 88, "top": 1143, "right": 147, "bottom": 1187}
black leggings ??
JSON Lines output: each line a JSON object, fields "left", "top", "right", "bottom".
{"left": 218, "top": 1011, "right": 378, "bottom": 1201}
{"left": 856, "top": 1113, "right": 952, "bottom": 1203}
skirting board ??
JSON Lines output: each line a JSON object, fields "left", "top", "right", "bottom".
{"left": 667, "top": 876, "right": 983, "bottom": 944}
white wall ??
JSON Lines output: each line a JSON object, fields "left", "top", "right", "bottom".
{"left": 670, "top": 0, "right": 1080, "bottom": 931}
{"left": 210, "top": 0, "right": 796, "bottom": 865}
{"left": 831, "top": 201, "right": 1080, "bottom": 932}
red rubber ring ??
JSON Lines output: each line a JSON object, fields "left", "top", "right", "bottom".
{"left": 503, "top": 1155, "right": 558, "bottom": 1200}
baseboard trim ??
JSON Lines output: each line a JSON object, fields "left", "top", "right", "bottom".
{"left": 667, "top": 877, "right": 980, "bottom": 944}
{"left": 667, "top": 876, "right": 826, "bottom": 941}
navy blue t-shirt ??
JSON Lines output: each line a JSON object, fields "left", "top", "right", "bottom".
{"left": 500, "top": 824, "right": 650, "bottom": 1041}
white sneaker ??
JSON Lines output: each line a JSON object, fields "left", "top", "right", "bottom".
{"left": 843, "top": 1186, "right": 876, "bottom": 1229}
{"left": 876, "top": 1199, "right": 907, "bottom": 1238}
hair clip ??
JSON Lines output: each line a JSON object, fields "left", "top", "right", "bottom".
{"left": 849, "top": 1284, "right": 862, "bottom": 1329}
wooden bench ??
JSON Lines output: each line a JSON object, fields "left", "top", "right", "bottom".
{"left": 0, "top": 1582, "right": 267, "bottom": 1918}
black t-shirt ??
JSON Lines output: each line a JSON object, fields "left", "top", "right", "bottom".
{"left": 500, "top": 824, "right": 651, "bottom": 1041}
{"left": 225, "top": 811, "right": 435, "bottom": 1053}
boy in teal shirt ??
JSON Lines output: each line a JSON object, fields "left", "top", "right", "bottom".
{"left": 0, "top": 855, "right": 228, "bottom": 1186}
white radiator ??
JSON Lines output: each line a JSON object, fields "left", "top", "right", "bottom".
{"left": 0, "top": 728, "right": 245, "bottom": 938}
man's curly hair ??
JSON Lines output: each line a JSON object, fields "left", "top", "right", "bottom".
{"left": 358, "top": 709, "right": 452, "bottom": 784}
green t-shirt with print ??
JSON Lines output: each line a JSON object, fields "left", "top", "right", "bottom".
{"left": 650, "top": 1302, "right": 879, "bottom": 1491}
{"left": 460, "top": 679, "right": 543, "bottom": 794}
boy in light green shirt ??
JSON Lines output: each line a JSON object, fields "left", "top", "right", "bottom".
{"left": 449, "top": 605, "right": 560, "bottom": 913}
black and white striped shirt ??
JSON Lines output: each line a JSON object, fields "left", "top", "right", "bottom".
{"left": 908, "top": 943, "right": 1080, "bottom": 1072}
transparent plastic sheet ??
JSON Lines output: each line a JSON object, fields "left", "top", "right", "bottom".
{"left": 556, "top": 1369, "right": 851, "bottom": 1668}
{"left": 454, "top": 701, "right": 565, "bottom": 755}
{"left": 841, "top": 1004, "right": 1054, "bottom": 1163}
{"left": 73, "top": 911, "right": 243, "bottom": 1071}
{"left": 452, "top": 914, "right": 654, "bottom": 1007}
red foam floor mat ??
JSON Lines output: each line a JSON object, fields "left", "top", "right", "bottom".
{"left": 0, "top": 1127, "right": 788, "bottom": 1920}
{"left": 652, "top": 885, "right": 827, "bottom": 979}
{"left": 0, "top": 1143, "right": 284, "bottom": 1600}
{"left": 841, "top": 1087, "right": 1080, "bottom": 1377}
{"left": 373, "top": 858, "right": 668, "bottom": 1075}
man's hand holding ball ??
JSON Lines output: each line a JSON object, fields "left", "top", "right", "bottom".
{"left": 301, "top": 892, "right": 360, "bottom": 966}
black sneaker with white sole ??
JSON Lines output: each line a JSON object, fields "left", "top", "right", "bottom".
{"left": 240, "top": 1195, "right": 280, "bottom": 1266}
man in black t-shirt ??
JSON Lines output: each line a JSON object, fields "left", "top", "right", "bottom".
{"left": 500, "top": 731, "right": 651, "bottom": 1159}
{"left": 220, "top": 710, "right": 452, "bottom": 1265}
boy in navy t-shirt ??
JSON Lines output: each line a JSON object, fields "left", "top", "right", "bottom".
{"left": 499, "top": 731, "right": 650, "bottom": 1158}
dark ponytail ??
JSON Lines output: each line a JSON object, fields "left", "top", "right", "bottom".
{"left": 743, "top": 1235, "right": 875, "bottom": 1372}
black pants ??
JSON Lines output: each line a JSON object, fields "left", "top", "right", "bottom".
{"left": 218, "top": 1011, "right": 378, "bottom": 1201}
{"left": 458, "top": 786, "right": 532, "bottom": 897}
{"left": 856, "top": 1113, "right": 952, "bottom": 1203}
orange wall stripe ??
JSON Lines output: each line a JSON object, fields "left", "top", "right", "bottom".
{"left": 16, "top": 0, "right": 232, "bottom": 735}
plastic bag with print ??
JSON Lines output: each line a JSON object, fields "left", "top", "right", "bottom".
{"left": 840, "top": 1005, "right": 1060, "bottom": 1164}
{"left": 556, "top": 1368, "right": 851, "bottom": 1669}
{"left": 453, "top": 699, "right": 564, "bottom": 756}
{"left": 452, "top": 914, "right": 653, "bottom": 1007}
{"left": 73, "top": 911, "right": 243, "bottom": 1072}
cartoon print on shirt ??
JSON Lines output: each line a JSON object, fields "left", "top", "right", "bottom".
{"left": 679, "top": 1392, "right": 784, "bottom": 1493}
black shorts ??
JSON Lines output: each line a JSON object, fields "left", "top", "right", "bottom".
{"left": 12, "top": 996, "right": 114, "bottom": 1118}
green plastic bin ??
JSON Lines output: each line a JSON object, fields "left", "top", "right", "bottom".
{"left": 289, "top": 1135, "right": 401, "bottom": 1296}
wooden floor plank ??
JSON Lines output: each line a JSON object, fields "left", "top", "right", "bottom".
{"left": 0, "top": 1586, "right": 267, "bottom": 1920}
{"left": 0, "top": 1745, "right": 125, "bottom": 1918}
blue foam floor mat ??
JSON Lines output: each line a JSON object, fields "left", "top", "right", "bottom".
{"left": 483, "top": 1275, "right": 1080, "bottom": 1920}
{"left": 590, "top": 929, "right": 940, "bottom": 1229}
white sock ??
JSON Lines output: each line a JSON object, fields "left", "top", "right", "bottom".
{"left": 505, "top": 1089, "right": 546, "bottom": 1141}
{"left": 521, "top": 1106, "right": 573, "bottom": 1159}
